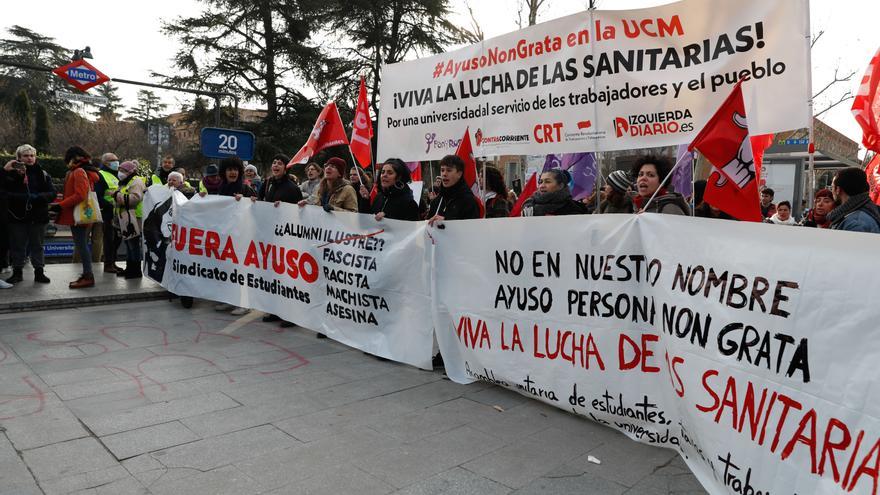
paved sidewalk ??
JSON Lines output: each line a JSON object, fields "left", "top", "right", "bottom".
{"left": 0, "top": 301, "right": 706, "bottom": 494}
{"left": 0, "top": 264, "right": 167, "bottom": 314}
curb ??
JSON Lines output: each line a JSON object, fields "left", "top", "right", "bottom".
{"left": 0, "top": 290, "right": 170, "bottom": 314}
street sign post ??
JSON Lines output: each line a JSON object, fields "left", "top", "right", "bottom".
{"left": 56, "top": 90, "right": 109, "bottom": 106}
{"left": 52, "top": 60, "right": 109, "bottom": 92}
{"left": 200, "top": 127, "right": 255, "bottom": 160}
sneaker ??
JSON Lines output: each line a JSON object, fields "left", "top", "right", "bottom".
{"left": 0, "top": 279, "right": 12, "bottom": 289}
{"left": 214, "top": 303, "right": 233, "bottom": 311}
{"left": 230, "top": 307, "right": 250, "bottom": 316}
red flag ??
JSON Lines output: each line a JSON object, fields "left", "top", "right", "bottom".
{"left": 407, "top": 161, "right": 423, "bottom": 182}
{"left": 853, "top": 47, "right": 880, "bottom": 153}
{"left": 350, "top": 78, "right": 374, "bottom": 169}
{"left": 287, "top": 102, "right": 349, "bottom": 168}
{"left": 510, "top": 172, "right": 538, "bottom": 217}
{"left": 689, "top": 81, "right": 766, "bottom": 221}
{"left": 866, "top": 153, "right": 880, "bottom": 205}
{"left": 453, "top": 127, "right": 484, "bottom": 217}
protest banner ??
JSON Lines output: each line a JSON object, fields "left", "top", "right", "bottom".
{"left": 378, "top": 0, "right": 810, "bottom": 161}
{"left": 159, "top": 194, "right": 434, "bottom": 369}
{"left": 430, "top": 214, "right": 880, "bottom": 495}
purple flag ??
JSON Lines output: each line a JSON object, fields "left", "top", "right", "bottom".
{"left": 672, "top": 144, "right": 694, "bottom": 199}
{"left": 562, "top": 152, "right": 597, "bottom": 200}
{"left": 542, "top": 154, "right": 562, "bottom": 172}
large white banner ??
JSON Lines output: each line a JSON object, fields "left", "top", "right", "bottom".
{"left": 378, "top": 0, "right": 810, "bottom": 161}
{"left": 159, "top": 193, "right": 434, "bottom": 369}
{"left": 431, "top": 214, "right": 880, "bottom": 495}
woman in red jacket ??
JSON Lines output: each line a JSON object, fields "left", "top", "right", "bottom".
{"left": 52, "top": 146, "right": 100, "bottom": 289}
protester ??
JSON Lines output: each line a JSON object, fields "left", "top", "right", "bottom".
{"left": 300, "top": 162, "right": 323, "bottom": 203}
{"left": 760, "top": 187, "right": 777, "bottom": 219}
{"left": 167, "top": 171, "right": 195, "bottom": 198}
{"left": 298, "top": 157, "right": 357, "bottom": 213}
{"left": 111, "top": 161, "right": 146, "bottom": 279}
{"left": 244, "top": 164, "right": 263, "bottom": 193}
{"left": 71, "top": 158, "right": 105, "bottom": 266}
{"left": 631, "top": 155, "right": 690, "bottom": 215}
{"left": 800, "top": 189, "right": 834, "bottom": 228}
{"left": 480, "top": 165, "right": 511, "bottom": 218}
{"left": 51, "top": 146, "right": 99, "bottom": 289}
{"left": 766, "top": 201, "right": 797, "bottom": 225}
{"left": 521, "top": 169, "right": 588, "bottom": 217}
{"left": 0, "top": 165, "right": 8, "bottom": 288}
{"left": 694, "top": 202, "right": 735, "bottom": 220}
{"left": 95, "top": 152, "right": 121, "bottom": 273}
{"left": 2, "top": 144, "right": 55, "bottom": 284}
{"left": 371, "top": 158, "right": 419, "bottom": 221}
{"left": 427, "top": 155, "right": 481, "bottom": 224}
{"left": 349, "top": 166, "right": 373, "bottom": 213}
{"left": 149, "top": 155, "right": 176, "bottom": 186}
{"left": 199, "top": 164, "right": 222, "bottom": 195}
{"left": 254, "top": 154, "right": 303, "bottom": 327}
{"left": 597, "top": 170, "right": 634, "bottom": 214}
{"left": 827, "top": 167, "right": 880, "bottom": 233}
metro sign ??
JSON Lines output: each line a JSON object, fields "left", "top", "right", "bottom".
{"left": 52, "top": 60, "right": 109, "bottom": 92}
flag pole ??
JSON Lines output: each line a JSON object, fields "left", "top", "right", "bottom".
{"left": 691, "top": 150, "right": 697, "bottom": 216}
{"left": 595, "top": 152, "right": 603, "bottom": 212}
{"left": 804, "top": 1, "right": 816, "bottom": 210}
{"left": 641, "top": 152, "right": 690, "bottom": 212}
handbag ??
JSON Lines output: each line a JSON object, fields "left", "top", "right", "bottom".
{"left": 73, "top": 170, "right": 103, "bottom": 225}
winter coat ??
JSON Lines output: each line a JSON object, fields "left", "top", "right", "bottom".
{"left": 310, "top": 179, "right": 358, "bottom": 212}
{"left": 259, "top": 174, "right": 303, "bottom": 204}
{"left": 634, "top": 191, "right": 690, "bottom": 215}
{"left": 57, "top": 165, "right": 100, "bottom": 226}
{"left": 115, "top": 176, "right": 146, "bottom": 240}
{"left": 355, "top": 185, "right": 372, "bottom": 214}
{"left": 371, "top": 184, "right": 420, "bottom": 221}
{"left": 828, "top": 193, "right": 880, "bottom": 233}
{"left": 765, "top": 213, "right": 797, "bottom": 226}
{"left": 597, "top": 195, "right": 634, "bottom": 214}
{"left": 2, "top": 163, "right": 56, "bottom": 224}
{"left": 484, "top": 193, "right": 510, "bottom": 218}
{"left": 521, "top": 187, "right": 589, "bottom": 217}
{"left": 300, "top": 178, "right": 321, "bottom": 202}
{"left": 427, "top": 179, "right": 481, "bottom": 220}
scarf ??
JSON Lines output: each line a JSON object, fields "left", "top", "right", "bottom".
{"left": 827, "top": 192, "right": 880, "bottom": 227}
{"left": 632, "top": 187, "right": 668, "bottom": 210}
{"left": 528, "top": 187, "right": 573, "bottom": 216}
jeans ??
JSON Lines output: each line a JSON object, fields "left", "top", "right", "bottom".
{"left": 9, "top": 222, "right": 46, "bottom": 269}
{"left": 72, "top": 223, "right": 103, "bottom": 263}
{"left": 125, "top": 236, "right": 142, "bottom": 268}
{"left": 71, "top": 225, "right": 93, "bottom": 275}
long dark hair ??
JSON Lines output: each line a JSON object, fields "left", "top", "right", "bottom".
{"left": 483, "top": 165, "right": 509, "bottom": 198}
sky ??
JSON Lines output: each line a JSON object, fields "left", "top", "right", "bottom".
{"left": 3, "top": 0, "right": 878, "bottom": 153}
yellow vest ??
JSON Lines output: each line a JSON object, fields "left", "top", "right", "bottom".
{"left": 151, "top": 173, "right": 165, "bottom": 186}
{"left": 98, "top": 170, "right": 119, "bottom": 205}
{"left": 117, "top": 177, "right": 144, "bottom": 218}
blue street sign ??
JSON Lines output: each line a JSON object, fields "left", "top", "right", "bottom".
{"left": 200, "top": 127, "right": 256, "bottom": 160}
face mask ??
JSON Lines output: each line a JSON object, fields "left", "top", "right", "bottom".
{"left": 118, "top": 171, "right": 129, "bottom": 180}
{"left": 109, "top": 161, "right": 119, "bottom": 171}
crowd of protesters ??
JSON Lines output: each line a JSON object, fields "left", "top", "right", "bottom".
{"left": 1, "top": 145, "right": 877, "bottom": 292}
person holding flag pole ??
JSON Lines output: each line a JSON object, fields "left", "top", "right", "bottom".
{"left": 349, "top": 76, "right": 376, "bottom": 207}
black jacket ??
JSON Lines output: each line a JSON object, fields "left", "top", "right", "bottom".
{"left": 259, "top": 175, "right": 303, "bottom": 204}
{"left": 1, "top": 163, "right": 56, "bottom": 224}
{"left": 371, "top": 184, "right": 420, "bottom": 221}
{"left": 427, "top": 179, "right": 480, "bottom": 220}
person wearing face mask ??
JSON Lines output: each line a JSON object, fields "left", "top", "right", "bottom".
{"left": 520, "top": 169, "right": 589, "bottom": 217}
{"left": 96, "top": 152, "right": 122, "bottom": 273}
{"left": 2, "top": 144, "right": 56, "bottom": 285}
{"left": 630, "top": 155, "right": 690, "bottom": 215}
{"left": 111, "top": 161, "right": 147, "bottom": 279}
{"left": 371, "top": 158, "right": 419, "bottom": 221}
{"left": 800, "top": 189, "right": 835, "bottom": 228}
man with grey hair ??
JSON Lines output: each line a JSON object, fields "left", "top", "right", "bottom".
{"left": 96, "top": 152, "right": 121, "bottom": 272}
{"left": 1, "top": 144, "right": 56, "bottom": 284}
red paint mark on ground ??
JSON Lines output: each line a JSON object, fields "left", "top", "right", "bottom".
{"left": 0, "top": 375, "right": 46, "bottom": 420}
{"left": 137, "top": 353, "right": 235, "bottom": 389}
{"left": 103, "top": 365, "right": 147, "bottom": 398}
{"left": 100, "top": 325, "right": 170, "bottom": 348}
{"left": 256, "top": 339, "right": 310, "bottom": 375}
{"left": 0, "top": 346, "right": 8, "bottom": 364}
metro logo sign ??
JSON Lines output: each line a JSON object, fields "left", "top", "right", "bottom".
{"left": 52, "top": 60, "right": 109, "bottom": 92}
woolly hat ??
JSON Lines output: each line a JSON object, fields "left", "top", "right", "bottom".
{"left": 205, "top": 164, "right": 219, "bottom": 177}
{"left": 324, "top": 157, "right": 347, "bottom": 176}
{"left": 245, "top": 164, "right": 258, "bottom": 175}
{"left": 118, "top": 161, "right": 138, "bottom": 175}
{"left": 815, "top": 188, "right": 833, "bottom": 200}
{"left": 607, "top": 170, "right": 632, "bottom": 194}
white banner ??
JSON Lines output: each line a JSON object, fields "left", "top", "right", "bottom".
{"left": 378, "top": 0, "right": 810, "bottom": 161}
{"left": 160, "top": 194, "right": 434, "bottom": 369}
{"left": 431, "top": 214, "right": 880, "bottom": 495}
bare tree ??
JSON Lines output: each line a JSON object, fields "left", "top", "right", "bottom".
{"left": 463, "top": 1, "right": 484, "bottom": 43}
{"left": 810, "top": 30, "right": 857, "bottom": 118}
{"left": 516, "top": 0, "right": 547, "bottom": 28}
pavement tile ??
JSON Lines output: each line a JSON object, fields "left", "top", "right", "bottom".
{"left": 22, "top": 437, "right": 118, "bottom": 482}
{"left": 395, "top": 467, "right": 511, "bottom": 495}
{"left": 1, "top": 404, "right": 89, "bottom": 451}
{"left": 77, "top": 391, "right": 240, "bottom": 436}
{"left": 0, "top": 434, "right": 42, "bottom": 495}
{"left": 465, "top": 385, "right": 531, "bottom": 410}
{"left": 262, "top": 464, "right": 395, "bottom": 495}
{"left": 180, "top": 393, "right": 325, "bottom": 438}
{"left": 40, "top": 465, "right": 132, "bottom": 495}
{"left": 512, "top": 470, "right": 629, "bottom": 495}
{"left": 550, "top": 436, "right": 679, "bottom": 488}
{"left": 150, "top": 424, "right": 299, "bottom": 471}
{"left": 273, "top": 394, "right": 415, "bottom": 442}
{"left": 101, "top": 420, "right": 200, "bottom": 460}
{"left": 148, "top": 465, "right": 261, "bottom": 495}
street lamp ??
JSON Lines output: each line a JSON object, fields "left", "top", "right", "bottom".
{"left": 71, "top": 46, "right": 93, "bottom": 61}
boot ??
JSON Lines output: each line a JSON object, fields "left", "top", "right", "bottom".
{"left": 34, "top": 268, "right": 50, "bottom": 284}
{"left": 116, "top": 267, "right": 128, "bottom": 277}
{"left": 5, "top": 268, "right": 23, "bottom": 284}
{"left": 103, "top": 263, "right": 122, "bottom": 273}
{"left": 124, "top": 265, "right": 142, "bottom": 280}
{"left": 69, "top": 273, "right": 95, "bottom": 289}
